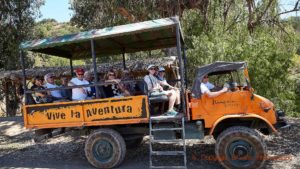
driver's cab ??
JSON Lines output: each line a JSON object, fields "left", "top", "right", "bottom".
{"left": 209, "top": 70, "right": 250, "bottom": 92}
{"left": 190, "top": 62, "right": 253, "bottom": 120}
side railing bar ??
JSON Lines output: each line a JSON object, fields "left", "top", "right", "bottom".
{"left": 24, "top": 79, "right": 144, "bottom": 94}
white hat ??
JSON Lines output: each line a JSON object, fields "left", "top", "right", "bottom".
{"left": 44, "top": 73, "right": 55, "bottom": 83}
{"left": 158, "top": 67, "right": 165, "bottom": 72}
{"left": 147, "top": 64, "right": 156, "bottom": 70}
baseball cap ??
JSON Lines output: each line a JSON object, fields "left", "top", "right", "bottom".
{"left": 158, "top": 67, "right": 165, "bottom": 72}
{"left": 147, "top": 64, "right": 156, "bottom": 70}
{"left": 75, "top": 68, "right": 85, "bottom": 74}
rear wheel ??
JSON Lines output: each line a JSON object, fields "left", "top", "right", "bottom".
{"left": 85, "top": 128, "right": 126, "bottom": 168}
{"left": 215, "top": 126, "right": 266, "bottom": 169}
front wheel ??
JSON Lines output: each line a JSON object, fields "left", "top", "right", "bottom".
{"left": 85, "top": 128, "right": 126, "bottom": 169}
{"left": 215, "top": 126, "right": 266, "bottom": 169}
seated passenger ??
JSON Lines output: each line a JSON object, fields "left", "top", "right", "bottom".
{"left": 84, "top": 71, "right": 96, "bottom": 99}
{"left": 44, "top": 73, "right": 64, "bottom": 100}
{"left": 120, "top": 69, "right": 137, "bottom": 95}
{"left": 60, "top": 77, "right": 72, "bottom": 100}
{"left": 103, "top": 70, "right": 130, "bottom": 98}
{"left": 200, "top": 75, "right": 227, "bottom": 97}
{"left": 69, "top": 68, "right": 91, "bottom": 101}
{"left": 144, "top": 65, "right": 180, "bottom": 116}
{"left": 201, "top": 74, "right": 215, "bottom": 90}
{"left": 156, "top": 67, "right": 179, "bottom": 91}
{"left": 31, "top": 76, "right": 53, "bottom": 103}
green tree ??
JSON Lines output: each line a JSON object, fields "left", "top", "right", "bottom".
{"left": 0, "top": 0, "right": 43, "bottom": 70}
{"left": 30, "top": 19, "right": 82, "bottom": 67}
{"left": 181, "top": 2, "right": 297, "bottom": 115}
{"left": 70, "top": 0, "right": 299, "bottom": 115}
{"left": 70, "top": 0, "right": 207, "bottom": 30}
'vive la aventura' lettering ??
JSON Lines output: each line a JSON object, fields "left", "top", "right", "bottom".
{"left": 86, "top": 105, "right": 133, "bottom": 118}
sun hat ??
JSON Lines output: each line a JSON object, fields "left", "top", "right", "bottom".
{"left": 147, "top": 64, "right": 156, "bottom": 70}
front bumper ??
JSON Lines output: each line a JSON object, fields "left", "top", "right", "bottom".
{"left": 274, "top": 110, "right": 291, "bottom": 132}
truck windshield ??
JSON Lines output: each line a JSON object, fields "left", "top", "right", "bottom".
{"left": 208, "top": 70, "right": 248, "bottom": 91}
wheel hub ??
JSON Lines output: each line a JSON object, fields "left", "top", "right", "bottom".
{"left": 226, "top": 140, "right": 256, "bottom": 166}
{"left": 232, "top": 145, "right": 249, "bottom": 158}
{"left": 93, "top": 139, "right": 113, "bottom": 163}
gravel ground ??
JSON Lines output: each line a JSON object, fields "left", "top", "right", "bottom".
{"left": 0, "top": 117, "right": 299, "bottom": 169}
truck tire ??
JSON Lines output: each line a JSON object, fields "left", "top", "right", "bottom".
{"left": 215, "top": 126, "right": 266, "bottom": 169}
{"left": 85, "top": 128, "right": 126, "bottom": 169}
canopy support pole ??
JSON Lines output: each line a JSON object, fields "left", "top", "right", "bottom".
{"left": 175, "top": 24, "right": 186, "bottom": 115}
{"left": 182, "top": 46, "right": 188, "bottom": 88}
{"left": 19, "top": 50, "right": 27, "bottom": 105}
{"left": 91, "top": 39, "right": 99, "bottom": 98}
{"left": 69, "top": 57, "right": 73, "bottom": 77}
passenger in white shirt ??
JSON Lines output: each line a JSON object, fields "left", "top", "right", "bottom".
{"left": 44, "top": 73, "right": 63, "bottom": 100}
{"left": 200, "top": 75, "right": 227, "bottom": 98}
{"left": 69, "top": 68, "right": 91, "bottom": 101}
{"left": 144, "top": 65, "right": 180, "bottom": 116}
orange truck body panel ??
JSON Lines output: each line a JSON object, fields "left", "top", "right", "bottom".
{"left": 23, "top": 95, "right": 149, "bottom": 129}
{"left": 190, "top": 90, "right": 277, "bottom": 134}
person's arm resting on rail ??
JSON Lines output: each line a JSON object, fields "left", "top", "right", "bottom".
{"left": 201, "top": 83, "right": 227, "bottom": 98}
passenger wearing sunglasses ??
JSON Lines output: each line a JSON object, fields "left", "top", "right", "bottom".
{"left": 156, "top": 67, "right": 178, "bottom": 90}
{"left": 144, "top": 65, "right": 180, "bottom": 116}
{"left": 69, "top": 68, "right": 91, "bottom": 101}
{"left": 31, "top": 76, "right": 53, "bottom": 103}
{"left": 103, "top": 70, "right": 130, "bottom": 98}
{"left": 44, "top": 73, "right": 64, "bottom": 100}
{"left": 201, "top": 75, "right": 228, "bottom": 98}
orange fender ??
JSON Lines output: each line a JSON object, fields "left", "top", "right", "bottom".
{"left": 209, "top": 113, "right": 277, "bottom": 135}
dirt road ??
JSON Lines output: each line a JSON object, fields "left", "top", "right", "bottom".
{"left": 0, "top": 117, "right": 299, "bottom": 169}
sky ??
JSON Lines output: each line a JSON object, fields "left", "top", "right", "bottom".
{"left": 38, "top": 0, "right": 299, "bottom": 23}
{"left": 279, "top": 0, "right": 299, "bottom": 18}
{"left": 37, "top": 0, "right": 73, "bottom": 22}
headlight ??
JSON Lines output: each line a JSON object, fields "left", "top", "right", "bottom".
{"left": 276, "top": 110, "right": 285, "bottom": 117}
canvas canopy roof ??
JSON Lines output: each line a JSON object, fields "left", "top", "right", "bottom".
{"left": 20, "top": 17, "right": 183, "bottom": 59}
{"left": 192, "top": 61, "right": 246, "bottom": 98}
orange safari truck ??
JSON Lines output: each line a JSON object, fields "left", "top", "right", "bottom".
{"left": 19, "top": 17, "right": 290, "bottom": 169}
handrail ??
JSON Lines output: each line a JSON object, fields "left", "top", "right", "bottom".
{"left": 25, "top": 79, "right": 183, "bottom": 94}
{"left": 25, "top": 79, "right": 144, "bottom": 94}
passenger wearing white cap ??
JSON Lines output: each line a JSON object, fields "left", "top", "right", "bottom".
{"left": 44, "top": 73, "right": 63, "bottom": 100}
{"left": 144, "top": 65, "right": 181, "bottom": 116}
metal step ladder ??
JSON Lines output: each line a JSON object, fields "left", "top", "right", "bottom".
{"left": 149, "top": 115, "right": 187, "bottom": 169}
